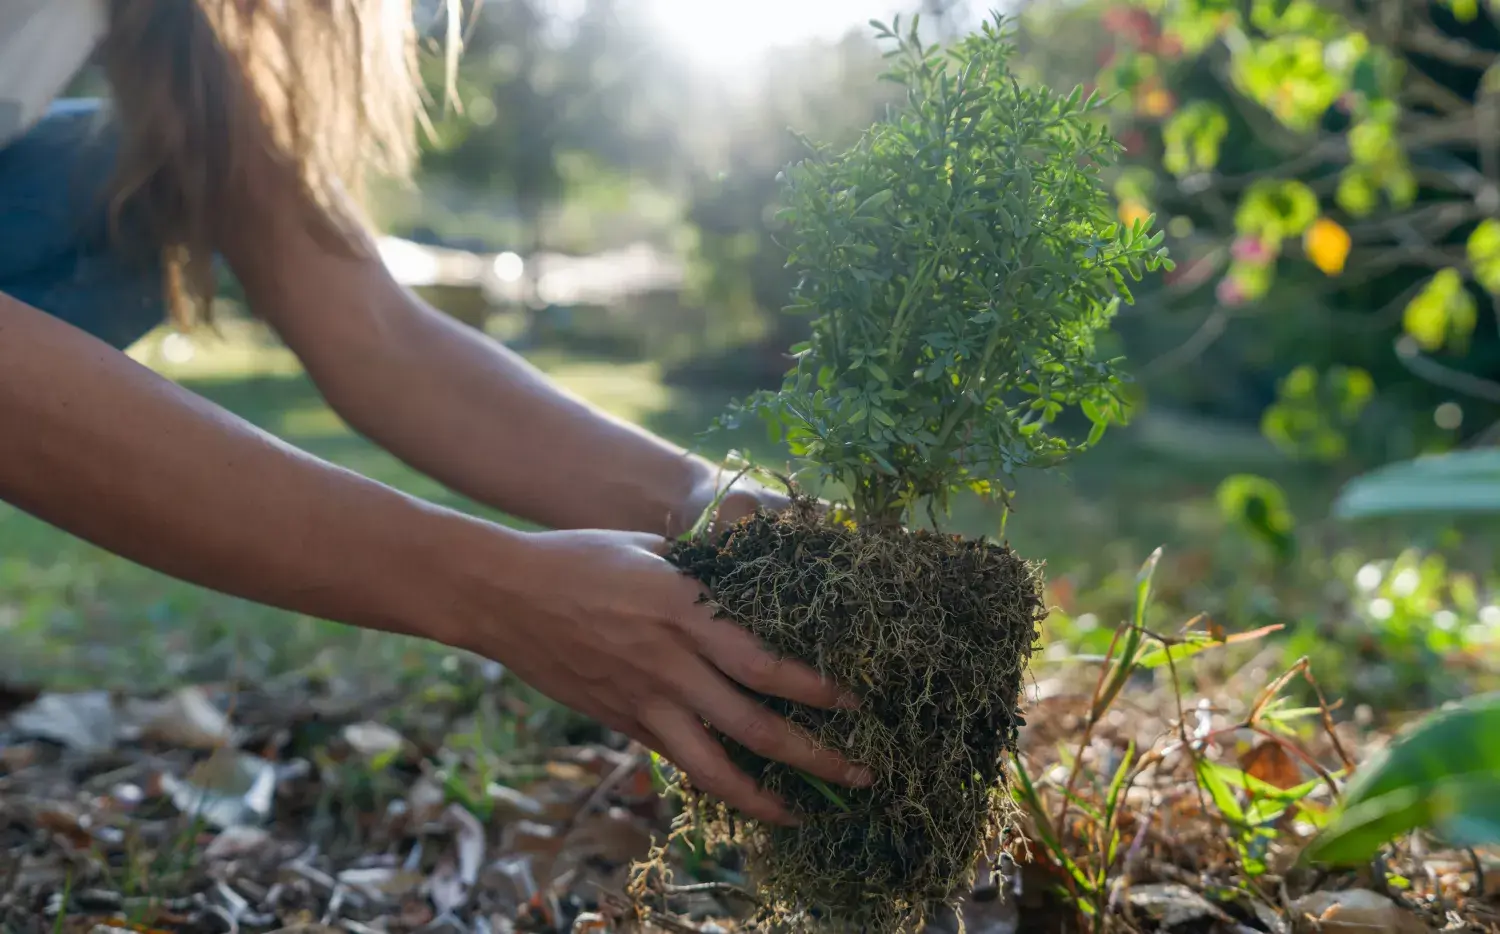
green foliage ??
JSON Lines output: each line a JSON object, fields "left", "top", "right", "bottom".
{"left": 1060, "top": 0, "right": 1499, "bottom": 459}
{"left": 1260, "top": 364, "right": 1374, "bottom": 462}
{"left": 728, "top": 14, "right": 1171, "bottom": 525}
{"left": 1466, "top": 219, "right": 1500, "bottom": 296}
{"left": 1234, "top": 180, "right": 1319, "bottom": 245}
{"left": 1161, "top": 101, "right": 1228, "bottom": 176}
{"left": 1307, "top": 692, "right": 1500, "bottom": 864}
{"left": 1216, "top": 474, "right": 1296, "bottom": 561}
{"left": 1403, "top": 269, "right": 1478, "bottom": 355}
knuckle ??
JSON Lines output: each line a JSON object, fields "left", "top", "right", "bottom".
{"left": 738, "top": 651, "right": 780, "bottom": 685}
{"left": 736, "top": 714, "right": 780, "bottom": 753}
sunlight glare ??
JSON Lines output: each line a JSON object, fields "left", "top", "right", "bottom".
{"left": 643, "top": 0, "right": 884, "bottom": 79}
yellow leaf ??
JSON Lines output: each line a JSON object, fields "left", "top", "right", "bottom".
{"left": 1304, "top": 216, "right": 1351, "bottom": 275}
{"left": 1141, "top": 87, "right": 1175, "bottom": 118}
{"left": 1119, "top": 199, "right": 1151, "bottom": 229}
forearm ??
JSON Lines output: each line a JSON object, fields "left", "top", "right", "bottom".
{"left": 0, "top": 291, "right": 496, "bottom": 643}
{"left": 308, "top": 295, "right": 710, "bottom": 534}
{"left": 213, "top": 140, "right": 716, "bottom": 537}
{"left": 231, "top": 242, "right": 713, "bottom": 534}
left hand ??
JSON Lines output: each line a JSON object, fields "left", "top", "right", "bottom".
{"left": 677, "top": 470, "right": 792, "bottom": 538}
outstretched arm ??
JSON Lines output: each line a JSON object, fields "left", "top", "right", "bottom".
{"left": 0, "top": 288, "right": 862, "bottom": 824}
{"left": 220, "top": 175, "right": 774, "bottom": 537}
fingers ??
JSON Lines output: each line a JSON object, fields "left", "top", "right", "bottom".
{"left": 695, "top": 617, "right": 855, "bottom": 711}
{"left": 715, "top": 488, "right": 783, "bottom": 528}
{"left": 640, "top": 701, "right": 799, "bottom": 825}
{"left": 674, "top": 653, "right": 871, "bottom": 789}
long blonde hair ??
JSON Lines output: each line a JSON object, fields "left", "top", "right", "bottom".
{"left": 100, "top": 0, "right": 455, "bottom": 327}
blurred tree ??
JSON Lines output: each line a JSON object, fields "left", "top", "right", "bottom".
{"left": 1024, "top": 0, "right": 1500, "bottom": 467}
{"left": 666, "top": 34, "right": 899, "bottom": 386}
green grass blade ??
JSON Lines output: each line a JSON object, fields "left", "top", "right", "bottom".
{"left": 797, "top": 770, "right": 852, "bottom": 812}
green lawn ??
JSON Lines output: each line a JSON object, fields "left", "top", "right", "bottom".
{"left": 1, "top": 319, "right": 1329, "bottom": 690}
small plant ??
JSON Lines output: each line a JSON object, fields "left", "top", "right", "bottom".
{"left": 724, "top": 16, "right": 1170, "bottom": 528}
{"left": 656, "top": 13, "right": 1171, "bottom": 934}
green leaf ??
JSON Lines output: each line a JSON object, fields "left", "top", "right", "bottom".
{"left": 1217, "top": 474, "right": 1296, "bottom": 560}
{"left": 1235, "top": 179, "right": 1320, "bottom": 241}
{"left": 1093, "top": 548, "right": 1161, "bottom": 719}
{"left": 1306, "top": 773, "right": 1500, "bottom": 865}
{"left": 797, "top": 770, "right": 853, "bottom": 812}
{"left": 1306, "top": 693, "right": 1500, "bottom": 864}
{"left": 1134, "top": 623, "right": 1284, "bottom": 669}
{"left": 1333, "top": 450, "right": 1500, "bottom": 519}
{"left": 1403, "top": 268, "right": 1477, "bottom": 353}
{"left": 1195, "top": 757, "right": 1246, "bottom": 825}
{"left": 856, "top": 188, "right": 896, "bottom": 215}
{"left": 1467, "top": 219, "right": 1500, "bottom": 295}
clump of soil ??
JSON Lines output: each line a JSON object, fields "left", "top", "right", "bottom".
{"left": 662, "top": 499, "right": 1045, "bottom": 934}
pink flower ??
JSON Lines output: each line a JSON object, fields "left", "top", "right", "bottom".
{"left": 1231, "top": 236, "right": 1271, "bottom": 264}
{"left": 1216, "top": 276, "right": 1247, "bottom": 306}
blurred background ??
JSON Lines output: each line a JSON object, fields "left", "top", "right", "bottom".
{"left": 6, "top": 0, "right": 1497, "bottom": 715}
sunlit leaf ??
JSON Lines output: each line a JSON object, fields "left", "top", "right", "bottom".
{"left": 1467, "top": 219, "right": 1500, "bottom": 295}
{"left": 1402, "top": 268, "right": 1477, "bottom": 353}
{"left": 1235, "top": 179, "right": 1320, "bottom": 243}
{"left": 1195, "top": 757, "right": 1246, "bottom": 825}
{"left": 1093, "top": 548, "right": 1161, "bottom": 719}
{"left": 1333, "top": 450, "right": 1500, "bottom": 518}
{"left": 1306, "top": 693, "right": 1500, "bottom": 864}
{"left": 1134, "top": 623, "right": 1284, "bottom": 669}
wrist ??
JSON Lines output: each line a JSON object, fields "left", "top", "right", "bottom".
{"left": 369, "top": 503, "right": 533, "bottom": 654}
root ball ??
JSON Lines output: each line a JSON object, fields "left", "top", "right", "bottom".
{"left": 662, "top": 502, "right": 1045, "bottom": 933}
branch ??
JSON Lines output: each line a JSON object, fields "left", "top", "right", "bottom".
{"left": 1395, "top": 335, "right": 1500, "bottom": 404}
{"left": 1399, "top": 20, "right": 1499, "bottom": 72}
{"left": 1403, "top": 70, "right": 1472, "bottom": 115}
{"left": 1139, "top": 307, "right": 1234, "bottom": 378}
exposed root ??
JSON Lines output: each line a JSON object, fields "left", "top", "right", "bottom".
{"left": 648, "top": 499, "right": 1045, "bottom": 933}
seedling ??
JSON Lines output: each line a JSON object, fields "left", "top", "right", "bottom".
{"left": 659, "top": 14, "right": 1170, "bottom": 934}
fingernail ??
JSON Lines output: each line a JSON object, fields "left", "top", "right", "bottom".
{"left": 835, "top": 691, "right": 861, "bottom": 710}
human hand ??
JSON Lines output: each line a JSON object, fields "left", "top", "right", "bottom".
{"left": 465, "top": 527, "right": 868, "bottom": 825}
{"left": 678, "top": 468, "right": 821, "bottom": 537}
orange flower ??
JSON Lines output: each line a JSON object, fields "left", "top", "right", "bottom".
{"left": 1140, "top": 87, "right": 1176, "bottom": 118}
{"left": 1304, "top": 216, "right": 1352, "bottom": 275}
{"left": 1119, "top": 199, "right": 1152, "bottom": 229}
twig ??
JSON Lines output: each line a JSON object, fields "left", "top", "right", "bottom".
{"left": 661, "top": 881, "right": 760, "bottom": 903}
{"left": 1301, "top": 665, "right": 1356, "bottom": 774}
{"left": 1395, "top": 337, "right": 1500, "bottom": 405}
{"left": 1139, "top": 308, "right": 1232, "bottom": 378}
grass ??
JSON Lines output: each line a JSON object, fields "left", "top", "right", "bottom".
{"left": 0, "top": 316, "right": 1336, "bottom": 692}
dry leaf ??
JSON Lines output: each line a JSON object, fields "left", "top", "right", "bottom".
{"left": 124, "top": 687, "right": 236, "bottom": 750}
{"left": 1240, "top": 740, "right": 1302, "bottom": 790}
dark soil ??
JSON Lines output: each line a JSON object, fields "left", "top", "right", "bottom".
{"left": 661, "top": 501, "right": 1046, "bottom": 933}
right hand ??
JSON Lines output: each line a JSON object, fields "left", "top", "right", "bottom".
{"left": 468, "top": 528, "right": 870, "bottom": 825}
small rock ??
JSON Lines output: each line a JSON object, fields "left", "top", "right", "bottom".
{"left": 1128, "top": 883, "right": 1233, "bottom": 931}
{"left": 342, "top": 721, "right": 407, "bottom": 758}
{"left": 205, "top": 825, "right": 272, "bottom": 860}
{"left": 11, "top": 692, "right": 117, "bottom": 753}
